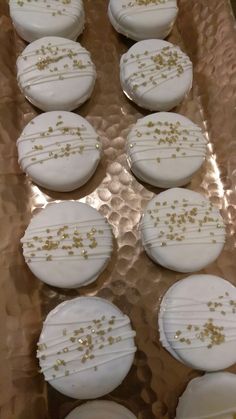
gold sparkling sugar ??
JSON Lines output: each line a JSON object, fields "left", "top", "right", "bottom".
{"left": 25, "top": 225, "right": 104, "bottom": 263}
{"left": 131, "top": 120, "right": 203, "bottom": 164}
{"left": 127, "top": 46, "right": 188, "bottom": 92}
{"left": 32, "top": 43, "right": 87, "bottom": 76}
{"left": 16, "top": 0, "right": 72, "bottom": 17}
{"left": 230, "top": 299, "right": 236, "bottom": 314}
{"left": 27, "top": 115, "right": 99, "bottom": 164}
{"left": 151, "top": 47, "right": 184, "bottom": 77}
{"left": 122, "top": 0, "right": 167, "bottom": 7}
{"left": 38, "top": 343, "right": 47, "bottom": 351}
{"left": 207, "top": 292, "right": 236, "bottom": 315}
{"left": 38, "top": 315, "right": 121, "bottom": 378}
{"left": 174, "top": 292, "right": 236, "bottom": 350}
{"left": 147, "top": 197, "right": 224, "bottom": 246}
{"left": 175, "top": 319, "right": 225, "bottom": 349}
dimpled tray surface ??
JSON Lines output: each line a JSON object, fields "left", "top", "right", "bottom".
{"left": 0, "top": 1, "right": 235, "bottom": 418}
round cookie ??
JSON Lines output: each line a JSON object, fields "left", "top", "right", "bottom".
{"left": 37, "top": 296, "right": 137, "bottom": 399}
{"left": 127, "top": 112, "right": 207, "bottom": 188}
{"left": 9, "top": 0, "right": 85, "bottom": 43}
{"left": 176, "top": 372, "right": 236, "bottom": 419}
{"left": 17, "top": 111, "right": 101, "bottom": 192}
{"left": 120, "top": 39, "right": 192, "bottom": 111}
{"left": 141, "top": 188, "right": 225, "bottom": 272}
{"left": 21, "top": 201, "right": 113, "bottom": 288}
{"left": 159, "top": 275, "right": 236, "bottom": 371}
{"left": 108, "top": 0, "right": 178, "bottom": 41}
{"left": 65, "top": 401, "right": 137, "bottom": 419}
{"left": 17, "top": 36, "right": 96, "bottom": 112}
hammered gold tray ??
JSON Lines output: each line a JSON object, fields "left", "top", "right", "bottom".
{"left": 0, "top": 1, "right": 236, "bottom": 418}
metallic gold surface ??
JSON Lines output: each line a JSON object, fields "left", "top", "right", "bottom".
{"left": 0, "top": 1, "right": 235, "bottom": 418}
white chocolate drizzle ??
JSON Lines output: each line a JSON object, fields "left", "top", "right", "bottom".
{"left": 160, "top": 292, "right": 236, "bottom": 350}
{"left": 17, "top": 41, "right": 95, "bottom": 88}
{"left": 21, "top": 218, "right": 112, "bottom": 263}
{"left": 118, "top": 0, "right": 177, "bottom": 23}
{"left": 128, "top": 120, "right": 207, "bottom": 165}
{"left": 123, "top": 45, "right": 192, "bottom": 96}
{"left": 17, "top": 115, "right": 100, "bottom": 170}
{"left": 37, "top": 314, "right": 136, "bottom": 381}
{"left": 11, "top": 0, "right": 83, "bottom": 21}
{"left": 142, "top": 198, "right": 225, "bottom": 248}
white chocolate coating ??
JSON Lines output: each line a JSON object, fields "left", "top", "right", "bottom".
{"left": 17, "top": 111, "right": 101, "bottom": 192}
{"left": 9, "top": 0, "right": 85, "bottom": 43}
{"left": 21, "top": 201, "right": 113, "bottom": 288}
{"left": 120, "top": 39, "right": 192, "bottom": 111}
{"left": 37, "top": 297, "right": 136, "bottom": 399}
{"left": 159, "top": 275, "right": 236, "bottom": 371}
{"left": 176, "top": 372, "right": 236, "bottom": 419}
{"left": 141, "top": 188, "right": 225, "bottom": 273}
{"left": 127, "top": 112, "right": 207, "bottom": 188}
{"left": 17, "top": 36, "right": 96, "bottom": 112}
{"left": 65, "top": 401, "right": 137, "bottom": 419}
{"left": 108, "top": 0, "right": 178, "bottom": 41}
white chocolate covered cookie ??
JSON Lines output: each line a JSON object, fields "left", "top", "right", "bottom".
{"left": 176, "top": 372, "right": 236, "bottom": 419}
{"left": 159, "top": 275, "right": 236, "bottom": 371}
{"left": 17, "top": 36, "right": 96, "bottom": 112}
{"left": 21, "top": 201, "right": 113, "bottom": 288}
{"left": 37, "top": 297, "right": 137, "bottom": 399}
{"left": 9, "top": 0, "right": 85, "bottom": 43}
{"left": 17, "top": 111, "right": 101, "bottom": 192}
{"left": 120, "top": 39, "right": 192, "bottom": 111}
{"left": 65, "top": 401, "right": 137, "bottom": 419}
{"left": 108, "top": 0, "right": 178, "bottom": 41}
{"left": 141, "top": 188, "right": 225, "bottom": 272}
{"left": 127, "top": 112, "right": 207, "bottom": 188}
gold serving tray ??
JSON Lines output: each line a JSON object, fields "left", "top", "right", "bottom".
{"left": 0, "top": 1, "right": 235, "bottom": 418}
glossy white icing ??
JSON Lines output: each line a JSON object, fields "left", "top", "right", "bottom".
{"left": 17, "top": 36, "right": 96, "bottom": 111}
{"left": 37, "top": 297, "right": 136, "bottom": 399}
{"left": 21, "top": 201, "right": 113, "bottom": 288}
{"left": 141, "top": 188, "right": 225, "bottom": 272}
{"left": 120, "top": 39, "right": 192, "bottom": 111}
{"left": 9, "top": 0, "right": 85, "bottom": 42}
{"left": 17, "top": 111, "right": 101, "bottom": 192}
{"left": 127, "top": 112, "right": 207, "bottom": 188}
{"left": 65, "top": 401, "right": 137, "bottom": 419}
{"left": 159, "top": 275, "right": 236, "bottom": 371}
{"left": 176, "top": 373, "right": 236, "bottom": 419}
{"left": 108, "top": 0, "right": 178, "bottom": 41}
